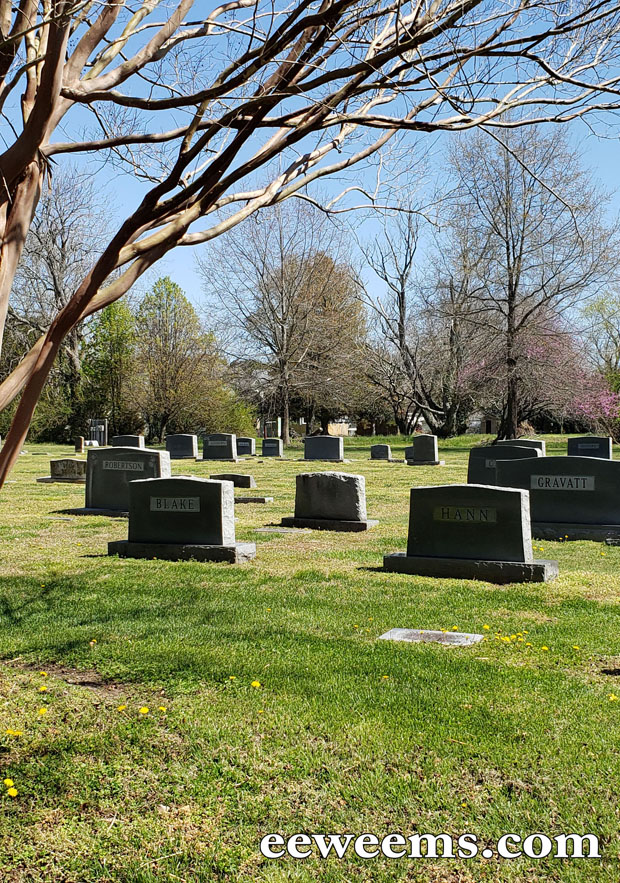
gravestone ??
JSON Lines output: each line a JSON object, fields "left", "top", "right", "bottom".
{"left": 165, "top": 434, "right": 198, "bottom": 459}
{"left": 370, "top": 444, "right": 392, "bottom": 461}
{"left": 237, "top": 437, "right": 256, "bottom": 456}
{"left": 379, "top": 628, "right": 484, "bottom": 647}
{"left": 495, "top": 438, "right": 546, "bottom": 455}
{"left": 383, "top": 484, "right": 558, "bottom": 582}
{"left": 405, "top": 435, "right": 444, "bottom": 466}
{"left": 567, "top": 436, "right": 612, "bottom": 460}
{"left": 210, "top": 473, "right": 256, "bottom": 489}
{"left": 75, "top": 436, "right": 85, "bottom": 454}
{"left": 37, "top": 458, "right": 86, "bottom": 484}
{"left": 202, "top": 433, "right": 238, "bottom": 461}
{"left": 84, "top": 440, "right": 99, "bottom": 447}
{"left": 112, "top": 435, "right": 145, "bottom": 448}
{"left": 67, "top": 447, "right": 171, "bottom": 515}
{"left": 496, "top": 455, "right": 620, "bottom": 540}
{"left": 88, "top": 417, "right": 108, "bottom": 446}
{"left": 261, "top": 438, "right": 283, "bottom": 457}
{"left": 303, "top": 436, "right": 344, "bottom": 462}
{"left": 281, "top": 472, "right": 378, "bottom": 531}
{"left": 108, "top": 476, "right": 255, "bottom": 563}
{"left": 467, "top": 444, "right": 541, "bottom": 485}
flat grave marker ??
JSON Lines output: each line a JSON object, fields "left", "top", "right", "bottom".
{"left": 379, "top": 628, "right": 484, "bottom": 647}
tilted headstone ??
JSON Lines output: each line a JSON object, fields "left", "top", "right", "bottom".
{"left": 467, "top": 445, "right": 541, "bottom": 485}
{"left": 281, "top": 472, "right": 377, "bottom": 531}
{"left": 496, "top": 455, "right": 620, "bottom": 540}
{"left": 165, "top": 434, "right": 198, "bottom": 459}
{"left": 112, "top": 435, "right": 145, "bottom": 448}
{"left": 202, "top": 433, "right": 238, "bottom": 461}
{"left": 108, "top": 476, "right": 255, "bottom": 563}
{"left": 567, "top": 436, "right": 612, "bottom": 460}
{"left": 76, "top": 447, "right": 171, "bottom": 514}
{"left": 237, "top": 437, "right": 256, "bottom": 456}
{"left": 303, "top": 436, "right": 344, "bottom": 462}
{"left": 370, "top": 444, "right": 392, "bottom": 461}
{"left": 210, "top": 473, "right": 256, "bottom": 489}
{"left": 75, "top": 436, "right": 85, "bottom": 454}
{"left": 405, "top": 434, "right": 443, "bottom": 466}
{"left": 383, "top": 484, "right": 558, "bottom": 582}
{"left": 37, "top": 458, "right": 86, "bottom": 484}
{"left": 495, "top": 438, "right": 546, "bottom": 455}
{"left": 261, "top": 437, "right": 283, "bottom": 457}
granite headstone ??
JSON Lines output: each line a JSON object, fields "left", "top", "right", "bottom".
{"left": 262, "top": 438, "right": 283, "bottom": 457}
{"left": 112, "top": 435, "right": 145, "bottom": 448}
{"left": 202, "top": 433, "right": 238, "bottom": 461}
{"left": 237, "top": 437, "right": 256, "bottom": 456}
{"left": 567, "top": 436, "right": 612, "bottom": 460}
{"left": 77, "top": 447, "right": 171, "bottom": 514}
{"left": 370, "top": 444, "right": 392, "bottom": 461}
{"left": 281, "top": 471, "right": 377, "bottom": 531}
{"left": 165, "top": 434, "right": 198, "bottom": 459}
{"left": 467, "top": 444, "right": 541, "bottom": 485}
{"left": 405, "top": 434, "right": 443, "bottom": 466}
{"left": 303, "top": 436, "right": 344, "bottom": 461}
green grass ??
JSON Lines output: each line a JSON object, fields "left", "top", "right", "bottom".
{"left": 0, "top": 434, "right": 619, "bottom": 881}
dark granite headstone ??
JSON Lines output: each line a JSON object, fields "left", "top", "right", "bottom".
{"left": 281, "top": 472, "right": 377, "bottom": 531}
{"left": 237, "top": 437, "right": 256, "bottom": 456}
{"left": 82, "top": 447, "right": 170, "bottom": 513}
{"left": 406, "top": 434, "right": 443, "bottom": 465}
{"left": 112, "top": 435, "right": 145, "bottom": 448}
{"left": 108, "top": 476, "right": 255, "bottom": 562}
{"left": 202, "top": 433, "right": 237, "bottom": 460}
{"left": 496, "top": 455, "right": 620, "bottom": 539}
{"left": 303, "top": 436, "right": 344, "bottom": 461}
{"left": 467, "top": 445, "right": 541, "bottom": 485}
{"left": 567, "top": 436, "right": 612, "bottom": 460}
{"left": 261, "top": 438, "right": 283, "bottom": 457}
{"left": 370, "top": 444, "right": 391, "bottom": 460}
{"left": 383, "top": 484, "right": 557, "bottom": 582}
{"left": 165, "top": 434, "right": 198, "bottom": 459}
{"left": 495, "top": 438, "right": 546, "bottom": 455}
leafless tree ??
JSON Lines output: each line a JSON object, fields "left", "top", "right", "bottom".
{"left": 1, "top": 0, "right": 620, "bottom": 482}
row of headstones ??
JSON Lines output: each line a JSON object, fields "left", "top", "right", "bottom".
{"left": 370, "top": 436, "right": 443, "bottom": 465}
{"left": 468, "top": 436, "right": 613, "bottom": 484}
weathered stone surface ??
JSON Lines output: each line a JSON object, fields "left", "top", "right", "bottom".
{"left": 112, "top": 435, "right": 145, "bottom": 448}
{"left": 261, "top": 438, "right": 283, "bottom": 457}
{"left": 109, "top": 540, "right": 255, "bottom": 563}
{"left": 237, "top": 437, "right": 256, "bottom": 456}
{"left": 496, "top": 455, "right": 620, "bottom": 537}
{"left": 75, "top": 437, "right": 85, "bottom": 454}
{"left": 84, "top": 447, "right": 171, "bottom": 511}
{"left": 165, "top": 434, "right": 198, "bottom": 459}
{"left": 51, "top": 458, "right": 86, "bottom": 479}
{"left": 567, "top": 436, "right": 612, "bottom": 460}
{"left": 210, "top": 473, "right": 256, "bottom": 488}
{"left": 202, "top": 433, "right": 237, "bottom": 460}
{"left": 382, "top": 555, "right": 558, "bottom": 583}
{"left": 127, "top": 476, "right": 235, "bottom": 545}
{"left": 406, "top": 484, "right": 532, "bottom": 561}
{"left": 467, "top": 444, "right": 541, "bottom": 485}
{"left": 495, "top": 438, "right": 546, "bottom": 455}
{"left": 303, "top": 436, "right": 344, "bottom": 461}
{"left": 370, "top": 444, "right": 391, "bottom": 460}
{"left": 294, "top": 471, "right": 367, "bottom": 521}
{"left": 379, "top": 628, "right": 484, "bottom": 646}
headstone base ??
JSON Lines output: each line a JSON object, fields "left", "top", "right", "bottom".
{"left": 281, "top": 516, "right": 378, "bottom": 532}
{"left": 36, "top": 477, "right": 86, "bottom": 484}
{"left": 63, "top": 507, "right": 128, "bottom": 518}
{"left": 198, "top": 458, "right": 240, "bottom": 463}
{"left": 108, "top": 540, "right": 256, "bottom": 563}
{"left": 235, "top": 496, "right": 273, "bottom": 504}
{"left": 383, "top": 552, "right": 558, "bottom": 583}
{"left": 533, "top": 522, "right": 620, "bottom": 541}
{"left": 405, "top": 460, "right": 445, "bottom": 466}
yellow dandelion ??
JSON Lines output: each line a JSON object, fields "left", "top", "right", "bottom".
{"left": 541, "top": 646, "right": 549, "bottom": 651}
{"left": 6, "top": 787, "right": 17, "bottom": 798}
{"left": 139, "top": 707, "right": 149, "bottom": 715}
{"left": 353, "top": 625, "right": 359, "bottom": 629}
{"left": 37, "top": 707, "right": 47, "bottom": 715}
{"left": 229, "top": 676, "right": 236, "bottom": 680}
{"left": 573, "top": 646, "right": 580, "bottom": 650}
{"left": 483, "top": 625, "right": 490, "bottom": 630}
{"left": 4, "top": 729, "right": 22, "bottom": 737}
{"left": 117, "top": 704, "right": 127, "bottom": 712}
{"left": 452, "top": 626, "right": 458, "bottom": 631}
{"left": 461, "top": 802, "right": 467, "bottom": 808}
{"left": 258, "top": 710, "right": 264, "bottom": 714}
{"left": 39, "top": 671, "right": 48, "bottom": 677}
{"left": 158, "top": 706, "right": 166, "bottom": 712}
{"left": 251, "top": 680, "right": 261, "bottom": 689}
{"left": 526, "top": 642, "right": 532, "bottom": 647}
{"left": 38, "top": 685, "right": 47, "bottom": 692}
{"left": 3, "top": 779, "right": 14, "bottom": 787}
{"left": 382, "top": 675, "right": 389, "bottom": 679}
{"left": 608, "top": 694, "right": 618, "bottom": 702}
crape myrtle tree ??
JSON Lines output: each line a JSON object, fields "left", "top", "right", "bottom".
{"left": 1, "top": 0, "right": 620, "bottom": 483}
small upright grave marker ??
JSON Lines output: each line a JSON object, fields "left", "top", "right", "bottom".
{"left": 370, "top": 444, "right": 392, "bottom": 461}
{"left": 112, "top": 435, "right": 145, "bottom": 448}
{"left": 237, "top": 437, "right": 256, "bottom": 456}
{"left": 261, "top": 438, "right": 283, "bottom": 457}
{"left": 202, "top": 433, "right": 238, "bottom": 461}
{"left": 383, "top": 484, "right": 558, "bottom": 582}
{"left": 108, "top": 476, "right": 255, "bottom": 562}
{"left": 75, "top": 436, "right": 85, "bottom": 454}
{"left": 281, "top": 472, "right": 377, "bottom": 531}
{"left": 405, "top": 434, "right": 444, "bottom": 466}
{"left": 37, "top": 459, "right": 86, "bottom": 484}
{"left": 165, "top": 434, "right": 198, "bottom": 459}
{"left": 567, "top": 436, "right": 612, "bottom": 460}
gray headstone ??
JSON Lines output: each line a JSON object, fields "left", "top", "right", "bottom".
{"left": 51, "top": 458, "right": 86, "bottom": 479}
{"left": 383, "top": 483, "right": 557, "bottom": 582}
{"left": 202, "top": 433, "right": 237, "bottom": 460}
{"left": 237, "top": 437, "right": 256, "bottom": 456}
{"left": 84, "top": 440, "right": 99, "bottom": 447}
{"left": 370, "top": 444, "right": 391, "bottom": 460}
{"left": 75, "top": 436, "right": 85, "bottom": 454}
{"left": 496, "top": 455, "right": 620, "bottom": 537}
{"left": 467, "top": 445, "right": 541, "bottom": 485}
{"left": 210, "top": 473, "right": 256, "bottom": 489}
{"left": 407, "top": 435, "right": 439, "bottom": 464}
{"left": 88, "top": 418, "right": 108, "bottom": 446}
{"left": 127, "top": 476, "right": 235, "bottom": 545}
{"left": 262, "top": 438, "right": 283, "bottom": 457}
{"left": 295, "top": 471, "right": 366, "bottom": 521}
{"left": 85, "top": 447, "right": 171, "bottom": 511}
{"left": 303, "top": 436, "right": 344, "bottom": 461}
{"left": 112, "top": 435, "right": 145, "bottom": 448}
{"left": 495, "top": 438, "right": 546, "bottom": 455}
{"left": 567, "top": 436, "right": 612, "bottom": 460}
{"left": 165, "top": 434, "right": 198, "bottom": 459}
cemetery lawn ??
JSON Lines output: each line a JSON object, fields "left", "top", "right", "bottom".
{"left": 1, "top": 435, "right": 620, "bottom": 883}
